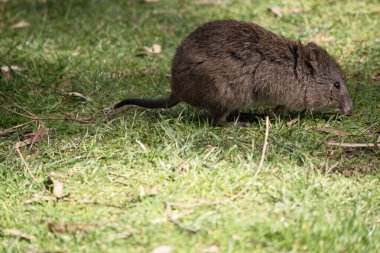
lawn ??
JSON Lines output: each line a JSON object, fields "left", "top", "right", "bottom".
{"left": 0, "top": 0, "right": 379, "bottom": 252}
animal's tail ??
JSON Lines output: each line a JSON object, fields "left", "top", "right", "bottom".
{"left": 113, "top": 93, "right": 180, "bottom": 109}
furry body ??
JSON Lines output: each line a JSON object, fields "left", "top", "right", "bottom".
{"left": 114, "top": 20, "right": 353, "bottom": 125}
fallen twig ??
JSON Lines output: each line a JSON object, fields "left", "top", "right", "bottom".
{"left": 325, "top": 140, "right": 379, "bottom": 148}
{"left": 0, "top": 90, "right": 37, "bottom": 117}
{"left": 165, "top": 202, "right": 198, "bottom": 233}
{"left": 0, "top": 121, "right": 34, "bottom": 137}
{"left": 0, "top": 104, "right": 37, "bottom": 119}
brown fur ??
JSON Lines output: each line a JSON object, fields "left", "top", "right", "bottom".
{"left": 114, "top": 20, "right": 353, "bottom": 126}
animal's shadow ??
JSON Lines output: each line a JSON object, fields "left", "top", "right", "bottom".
{"left": 183, "top": 109, "right": 343, "bottom": 126}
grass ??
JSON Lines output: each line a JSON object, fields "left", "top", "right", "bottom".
{"left": 0, "top": 0, "right": 379, "bottom": 252}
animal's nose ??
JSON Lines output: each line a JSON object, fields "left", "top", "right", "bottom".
{"left": 341, "top": 99, "right": 353, "bottom": 115}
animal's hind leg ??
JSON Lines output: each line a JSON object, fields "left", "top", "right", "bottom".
{"left": 209, "top": 108, "right": 251, "bottom": 127}
{"left": 211, "top": 110, "right": 229, "bottom": 127}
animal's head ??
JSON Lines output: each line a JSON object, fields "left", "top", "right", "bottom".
{"left": 304, "top": 42, "right": 353, "bottom": 115}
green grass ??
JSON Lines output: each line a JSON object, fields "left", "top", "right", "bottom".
{"left": 0, "top": 0, "right": 379, "bottom": 252}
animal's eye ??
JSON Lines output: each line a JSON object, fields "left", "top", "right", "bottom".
{"left": 333, "top": 82, "right": 341, "bottom": 89}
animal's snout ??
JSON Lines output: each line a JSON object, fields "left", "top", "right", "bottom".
{"left": 341, "top": 98, "right": 353, "bottom": 115}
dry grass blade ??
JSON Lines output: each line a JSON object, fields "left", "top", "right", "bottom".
{"left": 0, "top": 91, "right": 37, "bottom": 117}
{"left": 1, "top": 91, "right": 96, "bottom": 123}
{"left": 60, "top": 111, "right": 96, "bottom": 123}
{"left": 230, "top": 116, "right": 271, "bottom": 201}
{"left": 4, "top": 228, "right": 36, "bottom": 241}
{"left": 24, "top": 193, "right": 57, "bottom": 204}
{"left": 59, "top": 90, "right": 92, "bottom": 101}
{"left": 256, "top": 116, "right": 270, "bottom": 176}
{"left": 25, "top": 192, "right": 127, "bottom": 209}
{"left": 15, "top": 144, "right": 35, "bottom": 180}
{"left": 0, "top": 103, "right": 95, "bottom": 123}
{"left": 316, "top": 127, "right": 350, "bottom": 137}
{"left": 15, "top": 127, "right": 48, "bottom": 180}
{"left": 152, "top": 246, "right": 173, "bottom": 253}
{"left": 144, "top": 44, "right": 161, "bottom": 54}
{"left": 166, "top": 200, "right": 222, "bottom": 208}
{"left": 268, "top": 6, "right": 283, "bottom": 17}
{"left": 286, "top": 116, "right": 300, "bottom": 127}
{"left": 69, "top": 197, "right": 125, "bottom": 209}
{"left": 10, "top": 21, "right": 30, "bottom": 29}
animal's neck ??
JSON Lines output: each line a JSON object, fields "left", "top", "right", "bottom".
{"left": 279, "top": 77, "right": 307, "bottom": 109}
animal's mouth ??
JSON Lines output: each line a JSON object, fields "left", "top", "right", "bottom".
{"left": 329, "top": 102, "right": 353, "bottom": 115}
{"left": 339, "top": 98, "right": 353, "bottom": 115}
{"left": 340, "top": 104, "right": 353, "bottom": 115}
{"left": 334, "top": 108, "right": 352, "bottom": 116}
{"left": 318, "top": 106, "right": 350, "bottom": 116}
{"left": 333, "top": 108, "right": 351, "bottom": 116}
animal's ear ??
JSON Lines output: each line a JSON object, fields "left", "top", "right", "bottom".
{"left": 305, "top": 42, "right": 322, "bottom": 72}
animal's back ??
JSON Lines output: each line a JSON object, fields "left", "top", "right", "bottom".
{"left": 171, "top": 20, "right": 297, "bottom": 113}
